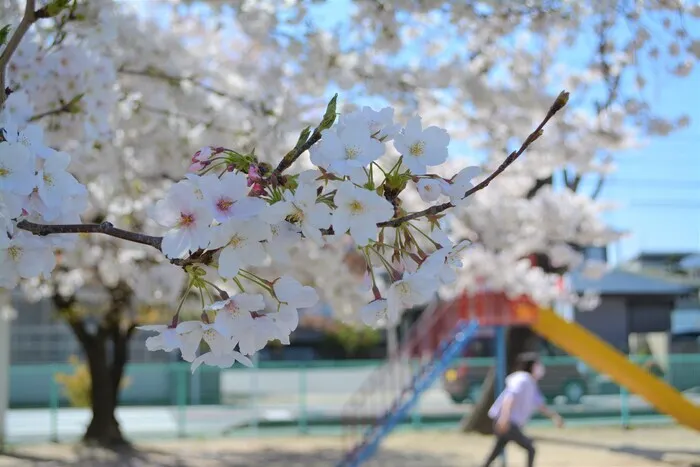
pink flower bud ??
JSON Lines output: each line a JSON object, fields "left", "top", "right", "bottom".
{"left": 249, "top": 183, "right": 265, "bottom": 196}
{"left": 192, "top": 146, "right": 212, "bottom": 163}
{"left": 188, "top": 161, "right": 204, "bottom": 173}
{"left": 247, "top": 164, "right": 263, "bottom": 187}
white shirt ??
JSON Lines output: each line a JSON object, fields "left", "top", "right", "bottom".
{"left": 488, "top": 371, "right": 545, "bottom": 427}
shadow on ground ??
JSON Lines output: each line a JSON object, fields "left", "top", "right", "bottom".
{"left": 536, "top": 435, "right": 700, "bottom": 466}
{"left": 0, "top": 445, "right": 468, "bottom": 467}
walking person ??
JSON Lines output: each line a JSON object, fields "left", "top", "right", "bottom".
{"left": 481, "top": 352, "right": 564, "bottom": 467}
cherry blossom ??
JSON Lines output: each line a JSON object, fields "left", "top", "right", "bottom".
{"left": 446, "top": 166, "right": 481, "bottom": 207}
{"left": 420, "top": 242, "right": 470, "bottom": 285}
{"left": 34, "top": 150, "right": 86, "bottom": 219}
{"left": 176, "top": 320, "right": 234, "bottom": 361}
{"left": 310, "top": 115, "right": 385, "bottom": 179}
{"left": 360, "top": 298, "right": 389, "bottom": 328}
{"left": 191, "top": 351, "right": 253, "bottom": 373}
{"left": 0, "top": 141, "right": 35, "bottom": 196}
{"left": 201, "top": 171, "right": 265, "bottom": 223}
{"left": 341, "top": 106, "right": 400, "bottom": 141}
{"left": 0, "top": 231, "right": 56, "bottom": 288}
{"left": 331, "top": 181, "right": 394, "bottom": 246}
{"left": 273, "top": 275, "right": 319, "bottom": 310}
{"left": 270, "top": 303, "right": 301, "bottom": 335}
{"left": 205, "top": 293, "right": 264, "bottom": 338}
{"left": 416, "top": 178, "right": 446, "bottom": 203}
{"left": 209, "top": 219, "right": 271, "bottom": 278}
{"left": 386, "top": 271, "right": 438, "bottom": 321}
{"left": 138, "top": 325, "right": 182, "bottom": 353}
{"left": 393, "top": 116, "right": 450, "bottom": 174}
{"left": 264, "top": 221, "right": 301, "bottom": 264}
{"left": 152, "top": 181, "right": 213, "bottom": 258}
{"left": 265, "top": 184, "right": 331, "bottom": 244}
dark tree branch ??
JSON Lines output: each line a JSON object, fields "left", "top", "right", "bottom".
{"left": 590, "top": 174, "right": 606, "bottom": 200}
{"left": 570, "top": 174, "right": 582, "bottom": 192}
{"left": 526, "top": 175, "right": 553, "bottom": 200}
{"left": 0, "top": 0, "right": 36, "bottom": 106}
{"left": 66, "top": 317, "right": 94, "bottom": 348}
{"left": 16, "top": 219, "right": 163, "bottom": 250}
{"left": 17, "top": 219, "right": 215, "bottom": 268}
{"left": 0, "top": 0, "right": 67, "bottom": 105}
{"left": 379, "top": 91, "right": 570, "bottom": 228}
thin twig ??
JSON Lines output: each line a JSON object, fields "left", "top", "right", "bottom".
{"left": 118, "top": 66, "right": 267, "bottom": 113}
{"left": 0, "top": 0, "right": 36, "bottom": 106}
{"left": 29, "top": 99, "right": 76, "bottom": 122}
{"left": 272, "top": 127, "right": 322, "bottom": 177}
{"left": 377, "top": 90, "right": 570, "bottom": 228}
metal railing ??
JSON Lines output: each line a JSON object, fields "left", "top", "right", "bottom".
{"left": 6, "top": 353, "right": 700, "bottom": 443}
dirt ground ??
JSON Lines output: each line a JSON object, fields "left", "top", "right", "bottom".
{"left": 0, "top": 425, "right": 698, "bottom": 466}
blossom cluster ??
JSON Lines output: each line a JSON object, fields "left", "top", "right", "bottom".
{"left": 6, "top": 7, "right": 119, "bottom": 147}
{"left": 0, "top": 91, "right": 87, "bottom": 288}
{"left": 1, "top": 90, "right": 481, "bottom": 372}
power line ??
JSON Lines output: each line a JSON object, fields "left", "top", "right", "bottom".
{"left": 601, "top": 178, "right": 700, "bottom": 188}
{"left": 627, "top": 200, "right": 700, "bottom": 208}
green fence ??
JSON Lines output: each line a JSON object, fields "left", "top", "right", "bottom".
{"left": 7, "top": 354, "right": 700, "bottom": 442}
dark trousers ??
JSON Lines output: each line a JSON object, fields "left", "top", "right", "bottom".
{"left": 482, "top": 422, "right": 536, "bottom": 467}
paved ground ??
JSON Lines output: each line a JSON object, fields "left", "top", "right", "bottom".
{"left": 0, "top": 425, "right": 698, "bottom": 466}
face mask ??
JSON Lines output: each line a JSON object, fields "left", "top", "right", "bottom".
{"left": 532, "top": 362, "right": 546, "bottom": 380}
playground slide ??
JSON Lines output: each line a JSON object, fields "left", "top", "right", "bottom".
{"left": 531, "top": 308, "right": 700, "bottom": 431}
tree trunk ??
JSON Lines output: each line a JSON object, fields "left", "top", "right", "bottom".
{"left": 460, "top": 326, "right": 538, "bottom": 433}
{"left": 65, "top": 316, "right": 133, "bottom": 448}
{"left": 82, "top": 334, "right": 128, "bottom": 447}
{"left": 54, "top": 282, "right": 135, "bottom": 448}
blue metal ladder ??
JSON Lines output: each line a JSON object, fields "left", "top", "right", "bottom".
{"left": 337, "top": 319, "right": 480, "bottom": 467}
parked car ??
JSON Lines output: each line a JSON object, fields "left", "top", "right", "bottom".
{"left": 442, "top": 337, "right": 590, "bottom": 404}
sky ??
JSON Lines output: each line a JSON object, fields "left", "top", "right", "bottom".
{"left": 305, "top": 1, "right": 700, "bottom": 265}
{"left": 138, "top": 0, "right": 700, "bottom": 265}
{"left": 600, "top": 76, "right": 700, "bottom": 264}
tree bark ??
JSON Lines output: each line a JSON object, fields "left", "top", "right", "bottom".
{"left": 58, "top": 286, "right": 135, "bottom": 448}
{"left": 81, "top": 331, "right": 128, "bottom": 447}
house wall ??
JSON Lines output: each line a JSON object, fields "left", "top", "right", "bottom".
{"left": 627, "top": 298, "right": 673, "bottom": 333}
{"left": 574, "top": 296, "right": 629, "bottom": 352}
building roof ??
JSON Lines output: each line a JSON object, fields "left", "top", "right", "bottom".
{"left": 633, "top": 251, "right": 699, "bottom": 263}
{"left": 680, "top": 254, "right": 700, "bottom": 271}
{"left": 569, "top": 268, "right": 697, "bottom": 296}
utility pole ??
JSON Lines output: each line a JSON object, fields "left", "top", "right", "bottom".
{"left": 0, "top": 291, "right": 14, "bottom": 451}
